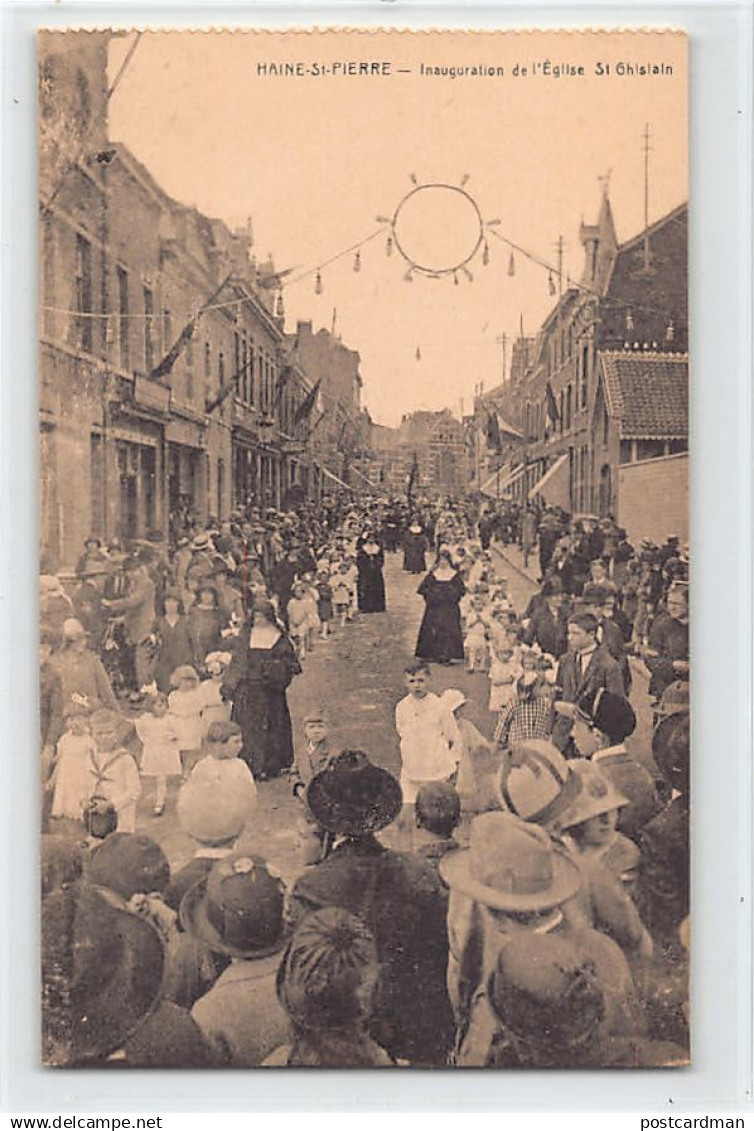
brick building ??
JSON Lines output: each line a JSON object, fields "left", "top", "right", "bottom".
{"left": 484, "top": 191, "right": 687, "bottom": 519}
{"left": 39, "top": 31, "right": 316, "bottom": 570}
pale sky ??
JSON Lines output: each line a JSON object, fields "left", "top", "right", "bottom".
{"left": 108, "top": 29, "right": 687, "bottom": 427}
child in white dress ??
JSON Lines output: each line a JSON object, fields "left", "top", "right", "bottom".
{"left": 168, "top": 665, "right": 205, "bottom": 780}
{"left": 135, "top": 691, "right": 182, "bottom": 816}
{"left": 200, "top": 652, "right": 233, "bottom": 737}
{"left": 50, "top": 703, "right": 96, "bottom": 822}
{"left": 88, "top": 708, "right": 141, "bottom": 834}
{"left": 488, "top": 639, "right": 523, "bottom": 713}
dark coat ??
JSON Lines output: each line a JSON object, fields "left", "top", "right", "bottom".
{"left": 646, "top": 613, "right": 689, "bottom": 699}
{"left": 154, "top": 616, "right": 195, "bottom": 693}
{"left": 557, "top": 644, "right": 625, "bottom": 704}
{"left": 356, "top": 547, "right": 386, "bottom": 613}
{"left": 290, "top": 836, "right": 454, "bottom": 1065}
{"left": 222, "top": 625, "right": 301, "bottom": 778}
{"left": 415, "top": 572, "right": 465, "bottom": 662}
{"left": 403, "top": 531, "right": 428, "bottom": 574}
{"left": 524, "top": 601, "right": 569, "bottom": 657}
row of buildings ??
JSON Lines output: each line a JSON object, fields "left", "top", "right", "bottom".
{"left": 39, "top": 32, "right": 369, "bottom": 571}
{"left": 473, "top": 191, "right": 689, "bottom": 543}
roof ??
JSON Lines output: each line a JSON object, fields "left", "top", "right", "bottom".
{"left": 600, "top": 351, "right": 688, "bottom": 440}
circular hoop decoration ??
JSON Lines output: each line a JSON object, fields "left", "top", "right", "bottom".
{"left": 391, "top": 183, "right": 485, "bottom": 278}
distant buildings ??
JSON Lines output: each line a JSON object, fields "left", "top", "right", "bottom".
{"left": 372, "top": 409, "right": 467, "bottom": 499}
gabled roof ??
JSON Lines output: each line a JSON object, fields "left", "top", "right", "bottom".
{"left": 600, "top": 351, "right": 688, "bottom": 440}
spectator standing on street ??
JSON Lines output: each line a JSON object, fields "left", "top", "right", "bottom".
{"left": 102, "top": 556, "right": 157, "bottom": 691}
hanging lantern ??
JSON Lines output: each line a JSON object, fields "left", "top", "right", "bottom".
{"left": 453, "top": 272, "right": 460, "bottom": 287}
{"left": 275, "top": 292, "right": 285, "bottom": 319}
{"left": 625, "top": 309, "right": 634, "bottom": 332}
{"left": 482, "top": 241, "right": 490, "bottom": 267}
{"left": 507, "top": 252, "right": 515, "bottom": 277}
{"left": 404, "top": 268, "right": 414, "bottom": 283}
{"left": 462, "top": 265, "right": 473, "bottom": 283}
{"left": 548, "top": 271, "right": 556, "bottom": 296}
{"left": 386, "top": 234, "right": 393, "bottom": 257}
{"left": 415, "top": 346, "right": 422, "bottom": 362}
{"left": 353, "top": 250, "right": 361, "bottom": 273}
{"left": 665, "top": 319, "right": 675, "bottom": 342}
{"left": 314, "top": 270, "right": 323, "bottom": 295}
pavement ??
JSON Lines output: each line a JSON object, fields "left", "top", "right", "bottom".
{"left": 137, "top": 545, "right": 657, "bottom": 882}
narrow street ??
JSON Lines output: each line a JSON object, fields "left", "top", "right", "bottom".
{"left": 137, "top": 545, "right": 655, "bottom": 881}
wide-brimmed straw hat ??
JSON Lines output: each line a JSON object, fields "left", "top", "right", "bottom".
{"left": 556, "top": 760, "right": 629, "bottom": 830}
{"left": 306, "top": 749, "right": 402, "bottom": 836}
{"left": 496, "top": 740, "right": 582, "bottom": 830}
{"left": 439, "top": 812, "right": 581, "bottom": 913}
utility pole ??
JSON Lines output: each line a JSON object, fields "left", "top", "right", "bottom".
{"left": 642, "top": 123, "right": 652, "bottom": 272}
{"left": 496, "top": 332, "right": 508, "bottom": 382}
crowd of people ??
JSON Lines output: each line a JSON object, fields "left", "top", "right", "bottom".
{"left": 39, "top": 493, "right": 690, "bottom": 1069}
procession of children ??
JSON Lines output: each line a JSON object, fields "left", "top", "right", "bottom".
{"left": 40, "top": 498, "right": 689, "bottom": 1070}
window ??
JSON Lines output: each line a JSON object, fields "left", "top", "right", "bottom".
{"left": 204, "top": 341, "right": 211, "bottom": 380}
{"left": 90, "top": 433, "right": 104, "bottom": 537}
{"left": 75, "top": 234, "right": 93, "bottom": 352}
{"left": 240, "top": 337, "right": 248, "bottom": 404}
{"left": 217, "top": 458, "right": 225, "bottom": 518}
{"left": 559, "top": 390, "right": 565, "bottom": 433}
{"left": 580, "top": 343, "right": 590, "bottom": 408}
{"left": 619, "top": 440, "right": 633, "bottom": 464}
{"left": 234, "top": 332, "right": 240, "bottom": 385}
{"left": 218, "top": 350, "right": 225, "bottom": 389}
{"left": 143, "top": 286, "right": 154, "bottom": 374}
{"left": 566, "top": 385, "right": 572, "bottom": 431}
{"left": 117, "top": 267, "right": 129, "bottom": 369}
{"left": 637, "top": 439, "right": 666, "bottom": 461}
{"left": 603, "top": 407, "right": 610, "bottom": 446}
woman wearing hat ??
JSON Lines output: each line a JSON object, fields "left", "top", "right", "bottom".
{"left": 186, "top": 580, "right": 225, "bottom": 669}
{"left": 221, "top": 599, "right": 301, "bottom": 780}
{"left": 439, "top": 811, "right": 641, "bottom": 1066}
{"left": 265, "top": 908, "right": 393, "bottom": 1067}
{"left": 415, "top": 547, "right": 465, "bottom": 665}
{"left": 51, "top": 618, "right": 118, "bottom": 715}
{"left": 289, "top": 750, "right": 454, "bottom": 1066}
{"left": 185, "top": 853, "right": 289, "bottom": 1065}
{"left": 153, "top": 589, "right": 194, "bottom": 694}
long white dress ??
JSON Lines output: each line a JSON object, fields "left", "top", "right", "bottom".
{"left": 134, "top": 712, "right": 182, "bottom": 777}
{"left": 50, "top": 732, "right": 97, "bottom": 820}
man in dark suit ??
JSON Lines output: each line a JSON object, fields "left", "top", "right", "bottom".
{"left": 553, "top": 612, "right": 625, "bottom": 752}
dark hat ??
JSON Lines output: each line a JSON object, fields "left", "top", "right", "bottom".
{"left": 122, "top": 554, "right": 143, "bottom": 572}
{"left": 84, "top": 535, "right": 102, "bottom": 548}
{"left": 487, "top": 933, "right": 605, "bottom": 1050}
{"left": 276, "top": 908, "right": 377, "bottom": 1032}
{"left": 180, "top": 853, "right": 285, "bottom": 959}
{"left": 305, "top": 749, "right": 403, "bottom": 836}
{"left": 42, "top": 883, "right": 164, "bottom": 1065}
{"left": 88, "top": 833, "right": 170, "bottom": 901}
{"left": 576, "top": 688, "right": 637, "bottom": 743}
{"left": 657, "top": 680, "right": 690, "bottom": 718}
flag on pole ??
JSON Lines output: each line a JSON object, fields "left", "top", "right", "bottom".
{"left": 294, "top": 378, "right": 322, "bottom": 424}
{"left": 407, "top": 450, "right": 420, "bottom": 502}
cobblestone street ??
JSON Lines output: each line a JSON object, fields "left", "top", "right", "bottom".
{"left": 137, "top": 545, "right": 656, "bottom": 882}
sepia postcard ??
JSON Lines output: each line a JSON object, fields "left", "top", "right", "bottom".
{"left": 39, "top": 27, "right": 689, "bottom": 1069}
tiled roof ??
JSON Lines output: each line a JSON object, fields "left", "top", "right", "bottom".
{"left": 600, "top": 351, "right": 688, "bottom": 439}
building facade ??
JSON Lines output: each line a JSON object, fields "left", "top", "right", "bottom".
{"left": 39, "top": 31, "right": 317, "bottom": 570}
{"left": 481, "top": 192, "right": 688, "bottom": 524}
